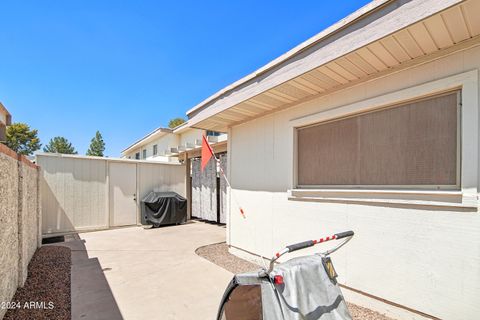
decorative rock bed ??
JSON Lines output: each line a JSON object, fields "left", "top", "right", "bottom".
{"left": 4, "top": 246, "right": 71, "bottom": 320}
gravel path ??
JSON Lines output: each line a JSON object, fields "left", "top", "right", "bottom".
{"left": 196, "top": 242, "right": 396, "bottom": 320}
{"left": 4, "top": 246, "right": 71, "bottom": 320}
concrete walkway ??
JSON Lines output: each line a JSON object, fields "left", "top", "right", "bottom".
{"left": 65, "top": 221, "right": 232, "bottom": 320}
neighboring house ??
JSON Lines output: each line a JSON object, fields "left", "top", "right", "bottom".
{"left": 184, "top": 1, "right": 480, "bottom": 320}
{"left": 122, "top": 122, "right": 228, "bottom": 223}
{"left": 121, "top": 122, "right": 226, "bottom": 162}
{"left": 0, "top": 102, "right": 12, "bottom": 142}
{"left": 122, "top": 127, "right": 176, "bottom": 162}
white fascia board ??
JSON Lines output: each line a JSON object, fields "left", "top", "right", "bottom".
{"left": 185, "top": 0, "right": 391, "bottom": 116}
{"left": 186, "top": 0, "right": 464, "bottom": 127}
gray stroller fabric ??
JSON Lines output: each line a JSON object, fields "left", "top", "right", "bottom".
{"left": 262, "top": 255, "right": 352, "bottom": 320}
{"left": 217, "top": 255, "right": 351, "bottom": 320}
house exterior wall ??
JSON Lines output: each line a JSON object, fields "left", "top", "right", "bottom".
{"left": 124, "top": 134, "right": 179, "bottom": 162}
{"left": 142, "top": 134, "right": 179, "bottom": 160}
{"left": 0, "top": 107, "right": 10, "bottom": 142}
{"left": 0, "top": 123, "right": 6, "bottom": 142}
{"left": 227, "top": 45, "right": 480, "bottom": 320}
{"left": 178, "top": 128, "right": 203, "bottom": 146}
{"left": 122, "top": 128, "right": 225, "bottom": 163}
{"left": 0, "top": 145, "right": 40, "bottom": 319}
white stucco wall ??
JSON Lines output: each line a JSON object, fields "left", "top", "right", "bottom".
{"left": 178, "top": 128, "right": 203, "bottom": 146}
{"left": 124, "top": 133, "right": 180, "bottom": 162}
{"left": 123, "top": 128, "right": 225, "bottom": 162}
{"left": 0, "top": 111, "right": 6, "bottom": 125}
{"left": 227, "top": 44, "right": 480, "bottom": 320}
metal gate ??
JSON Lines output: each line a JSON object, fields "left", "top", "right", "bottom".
{"left": 191, "top": 153, "right": 227, "bottom": 224}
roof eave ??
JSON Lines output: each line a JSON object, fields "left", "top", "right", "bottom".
{"left": 185, "top": 0, "right": 470, "bottom": 131}
{"left": 185, "top": 0, "right": 392, "bottom": 117}
{"left": 121, "top": 127, "right": 173, "bottom": 154}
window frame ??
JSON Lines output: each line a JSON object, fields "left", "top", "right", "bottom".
{"left": 287, "top": 70, "right": 478, "bottom": 208}
{"left": 207, "top": 130, "right": 221, "bottom": 137}
{"left": 153, "top": 144, "right": 158, "bottom": 156}
{"left": 142, "top": 149, "right": 147, "bottom": 159}
{"left": 295, "top": 90, "right": 462, "bottom": 190}
{"left": 135, "top": 152, "right": 140, "bottom": 160}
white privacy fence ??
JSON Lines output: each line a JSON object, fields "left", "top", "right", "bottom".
{"left": 37, "top": 153, "right": 185, "bottom": 236}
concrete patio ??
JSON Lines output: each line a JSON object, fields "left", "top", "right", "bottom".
{"left": 59, "top": 221, "right": 232, "bottom": 320}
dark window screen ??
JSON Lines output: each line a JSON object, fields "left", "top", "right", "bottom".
{"left": 297, "top": 91, "right": 459, "bottom": 186}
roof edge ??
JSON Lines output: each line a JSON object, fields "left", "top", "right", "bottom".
{"left": 0, "top": 102, "right": 11, "bottom": 117}
{"left": 185, "top": 0, "right": 391, "bottom": 117}
{"left": 36, "top": 152, "right": 183, "bottom": 166}
{"left": 121, "top": 127, "right": 172, "bottom": 154}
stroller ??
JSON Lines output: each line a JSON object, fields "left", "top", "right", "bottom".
{"left": 216, "top": 231, "right": 354, "bottom": 320}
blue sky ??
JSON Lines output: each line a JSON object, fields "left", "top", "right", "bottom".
{"left": 0, "top": 0, "right": 371, "bottom": 156}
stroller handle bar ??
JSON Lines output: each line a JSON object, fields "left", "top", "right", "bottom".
{"left": 263, "top": 231, "right": 354, "bottom": 275}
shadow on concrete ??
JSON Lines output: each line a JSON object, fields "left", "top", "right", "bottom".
{"left": 53, "top": 234, "right": 124, "bottom": 320}
{"left": 141, "top": 219, "right": 196, "bottom": 230}
{"left": 190, "top": 217, "right": 226, "bottom": 227}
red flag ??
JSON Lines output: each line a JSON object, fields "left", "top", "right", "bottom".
{"left": 201, "top": 135, "right": 214, "bottom": 171}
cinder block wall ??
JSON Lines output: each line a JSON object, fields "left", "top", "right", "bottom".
{"left": 0, "top": 144, "right": 40, "bottom": 319}
{"left": 0, "top": 148, "right": 19, "bottom": 319}
{"left": 18, "top": 161, "right": 40, "bottom": 285}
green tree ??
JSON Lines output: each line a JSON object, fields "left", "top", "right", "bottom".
{"left": 86, "top": 131, "right": 106, "bottom": 157}
{"left": 168, "top": 117, "right": 186, "bottom": 129}
{"left": 5, "top": 123, "right": 41, "bottom": 155}
{"left": 43, "top": 136, "right": 77, "bottom": 154}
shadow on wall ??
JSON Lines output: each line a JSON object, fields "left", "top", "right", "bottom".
{"left": 41, "top": 156, "right": 107, "bottom": 183}
{"left": 53, "top": 234, "right": 124, "bottom": 320}
{"left": 39, "top": 157, "right": 108, "bottom": 232}
{"left": 41, "top": 179, "right": 75, "bottom": 235}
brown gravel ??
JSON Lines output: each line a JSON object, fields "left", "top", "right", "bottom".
{"left": 4, "top": 246, "right": 71, "bottom": 320}
{"left": 196, "top": 241, "right": 259, "bottom": 274}
{"left": 196, "top": 242, "right": 396, "bottom": 320}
